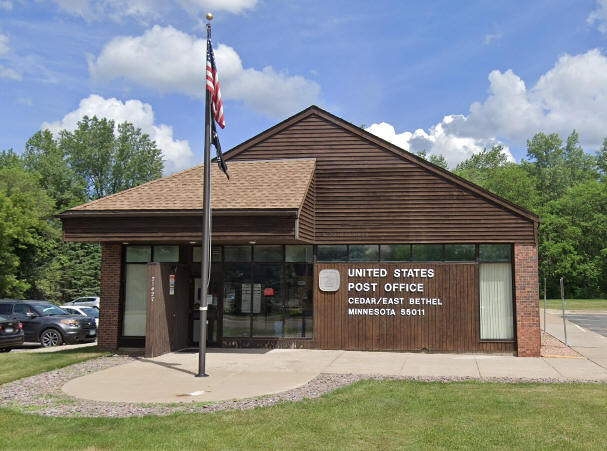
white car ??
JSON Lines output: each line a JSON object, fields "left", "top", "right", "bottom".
{"left": 60, "top": 305, "right": 99, "bottom": 327}
{"left": 64, "top": 296, "right": 100, "bottom": 309}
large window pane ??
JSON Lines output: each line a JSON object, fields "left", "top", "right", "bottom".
{"left": 380, "top": 245, "right": 410, "bottom": 261}
{"left": 224, "top": 246, "right": 252, "bottom": 262}
{"left": 285, "top": 263, "right": 313, "bottom": 337}
{"left": 125, "top": 246, "right": 151, "bottom": 263}
{"left": 479, "top": 244, "right": 511, "bottom": 262}
{"left": 317, "top": 245, "right": 347, "bottom": 262}
{"left": 254, "top": 245, "right": 283, "bottom": 262}
{"left": 122, "top": 264, "right": 148, "bottom": 336}
{"left": 349, "top": 245, "right": 379, "bottom": 261}
{"left": 480, "top": 263, "right": 514, "bottom": 340}
{"left": 411, "top": 244, "right": 443, "bottom": 261}
{"left": 222, "top": 263, "right": 251, "bottom": 337}
{"left": 252, "top": 264, "right": 283, "bottom": 337}
{"left": 153, "top": 245, "right": 179, "bottom": 262}
{"left": 285, "top": 245, "right": 313, "bottom": 263}
{"left": 444, "top": 244, "right": 475, "bottom": 261}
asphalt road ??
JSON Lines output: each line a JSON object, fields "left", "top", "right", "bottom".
{"left": 566, "top": 314, "right": 607, "bottom": 338}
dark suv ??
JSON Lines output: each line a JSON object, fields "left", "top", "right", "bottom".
{"left": 0, "top": 300, "right": 97, "bottom": 347}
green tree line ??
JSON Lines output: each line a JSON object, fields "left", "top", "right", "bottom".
{"left": 419, "top": 130, "right": 607, "bottom": 298}
{"left": 0, "top": 116, "right": 163, "bottom": 302}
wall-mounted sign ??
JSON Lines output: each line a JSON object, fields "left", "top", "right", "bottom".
{"left": 264, "top": 287, "right": 275, "bottom": 296}
{"left": 319, "top": 269, "right": 340, "bottom": 292}
{"left": 169, "top": 274, "right": 175, "bottom": 295}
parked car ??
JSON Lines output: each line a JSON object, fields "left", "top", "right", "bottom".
{"left": 0, "top": 300, "right": 97, "bottom": 347}
{"left": 0, "top": 314, "right": 24, "bottom": 352}
{"left": 63, "top": 296, "right": 100, "bottom": 309}
{"left": 60, "top": 305, "right": 99, "bottom": 327}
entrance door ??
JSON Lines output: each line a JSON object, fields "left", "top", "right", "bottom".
{"left": 191, "top": 268, "right": 221, "bottom": 346}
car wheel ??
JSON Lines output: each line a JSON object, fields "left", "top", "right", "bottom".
{"left": 0, "top": 348, "right": 11, "bottom": 352}
{"left": 40, "top": 329, "right": 63, "bottom": 347}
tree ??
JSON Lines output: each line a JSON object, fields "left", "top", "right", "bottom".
{"left": 454, "top": 145, "right": 510, "bottom": 186}
{"left": 23, "top": 130, "right": 86, "bottom": 211}
{"left": 415, "top": 150, "right": 448, "bottom": 169}
{"left": 539, "top": 180, "right": 607, "bottom": 297}
{"left": 59, "top": 116, "right": 163, "bottom": 200}
{"left": 597, "top": 138, "right": 607, "bottom": 182}
{"left": 0, "top": 167, "right": 57, "bottom": 298}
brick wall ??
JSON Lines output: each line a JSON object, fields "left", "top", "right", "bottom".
{"left": 514, "top": 244, "right": 540, "bottom": 357}
{"left": 98, "top": 244, "right": 122, "bottom": 351}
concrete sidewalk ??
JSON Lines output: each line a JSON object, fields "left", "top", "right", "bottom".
{"left": 541, "top": 308, "right": 607, "bottom": 369}
{"left": 63, "top": 342, "right": 607, "bottom": 404}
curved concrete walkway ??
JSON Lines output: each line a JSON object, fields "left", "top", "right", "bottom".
{"left": 63, "top": 344, "right": 607, "bottom": 403}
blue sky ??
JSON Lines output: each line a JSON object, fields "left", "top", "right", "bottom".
{"left": 1, "top": 0, "right": 607, "bottom": 172}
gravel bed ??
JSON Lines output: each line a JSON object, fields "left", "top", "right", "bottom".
{"left": 1, "top": 355, "right": 605, "bottom": 418}
{"left": 541, "top": 332, "right": 582, "bottom": 358}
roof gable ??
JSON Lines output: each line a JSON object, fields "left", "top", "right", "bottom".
{"left": 224, "top": 106, "right": 539, "bottom": 224}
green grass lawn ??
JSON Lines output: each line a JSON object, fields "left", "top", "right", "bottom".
{"left": 0, "top": 346, "right": 108, "bottom": 385}
{"left": 539, "top": 298, "right": 607, "bottom": 311}
{"left": 1, "top": 380, "right": 607, "bottom": 450}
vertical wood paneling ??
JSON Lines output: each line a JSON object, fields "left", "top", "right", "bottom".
{"left": 315, "top": 263, "right": 515, "bottom": 353}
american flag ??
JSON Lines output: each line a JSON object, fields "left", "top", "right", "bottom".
{"left": 206, "top": 38, "right": 225, "bottom": 128}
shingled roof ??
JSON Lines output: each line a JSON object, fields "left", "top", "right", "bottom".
{"left": 66, "top": 159, "right": 316, "bottom": 212}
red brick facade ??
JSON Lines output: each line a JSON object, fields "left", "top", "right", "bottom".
{"left": 514, "top": 244, "right": 540, "bottom": 357}
{"left": 98, "top": 244, "right": 122, "bottom": 351}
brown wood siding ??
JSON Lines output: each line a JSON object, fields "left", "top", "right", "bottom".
{"left": 228, "top": 114, "right": 535, "bottom": 244}
{"left": 298, "top": 172, "right": 315, "bottom": 242}
{"left": 62, "top": 214, "right": 299, "bottom": 243}
{"left": 145, "top": 263, "right": 191, "bottom": 357}
{"left": 314, "top": 263, "right": 515, "bottom": 353}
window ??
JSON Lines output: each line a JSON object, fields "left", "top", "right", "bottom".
{"left": 254, "top": 245, "right": 283, "bottom": 262}
{"left": 224, "top": 246, "right": 252, "bottom": 262}
{"left": 193, "top": 246, "right": 222, "bottom": 263}
{"left": 444, "top": 244, "right": 475, "bottom": 261}
{"left": 479, "top": 244, "right": 511, "bottom": 262}
{"left": 317, "top": 245, "right": 347, "bottom": 262}
{"left": 126, "top": 246, "right": 151, "bottom": 262}
{"left": 380, "top": 245, "right": 411, "bottom": 261}
{"left": 153, "top": 245, "right": 179, "bottom": 262}
{"left": 123, "top": 264, "right": 148, "bottom": 336}
{"left": 0, "top": 304, "right": 12, "bottom": 315}
{"left": 348, "top": 245, "right": 379, "bottom": 261}
{"left": 480, "top": 263, "right": 514, "bottom": 340}
{"left": 411, "top": 244, "right": 443, "bottom": 261}
{"left": 285, "top": 245, "right": 313, "bottom": 263}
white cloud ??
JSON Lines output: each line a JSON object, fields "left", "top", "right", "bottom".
{"left": 484, "top": 33, "right": 502, "bottom": 45}
{"left": 367, "top": 49, "right": 607, "bottom": 167}
{"left": 0, "top": 64, "right": 21, "bottom": 81}
{"left": 42, "top": 95, "right": 194, "bottom": 174}
{"left": 366, "top": 120, "right": 512, "bottom": 169}
{"left": 0, "top": 32, "right": 9, "bottom": 56}
{"left": 88, "top": 25, "right": 321, "bottom": 119}
{"left": 588, "top": 0, "right": 607, "bottom": 34}
{"left": 51, "top": 0, "right": 257, "bottom": 22}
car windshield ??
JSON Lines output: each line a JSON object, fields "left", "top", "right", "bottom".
{"left": 34, "top": 304, "right": 68, "bottom": 316}
{"left": 81, "top": 307, "right": 99, "bottom": 318}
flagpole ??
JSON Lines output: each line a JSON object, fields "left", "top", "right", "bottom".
{"left": 197, "top": 13, "right": 214, "bottom": 378}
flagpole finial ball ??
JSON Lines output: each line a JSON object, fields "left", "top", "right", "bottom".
{"left": 206, "top": 12, "right": 213, "bottom": 21}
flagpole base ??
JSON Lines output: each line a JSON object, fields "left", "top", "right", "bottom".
{"left": 195, "top": 373, "right": 209, "bottom": 378}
